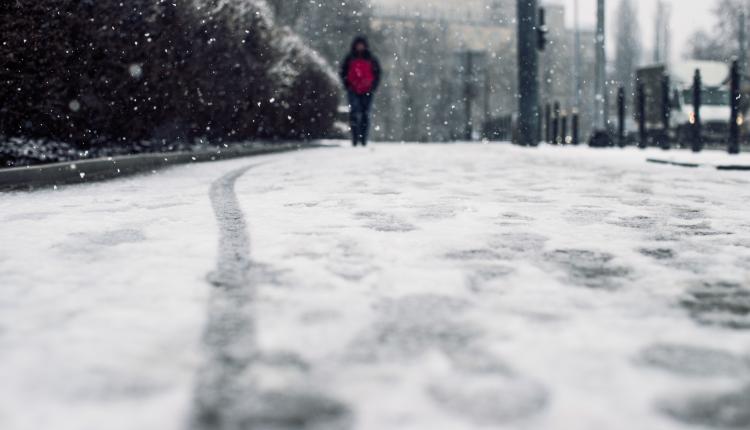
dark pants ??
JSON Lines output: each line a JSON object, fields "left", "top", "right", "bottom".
{"left": 348, "top": 91, "right": 373, "bottom": 146}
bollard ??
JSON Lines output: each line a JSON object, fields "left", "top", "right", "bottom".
{"left": 572, "top": 112, "right": 579, "bottom": 145}
{"left": 561, "top": 113, "right": 568, "bottom": 145}
{"left": 617, "top": 86, "right": 626, "bottom": 147}
{"left": 659, "top": 73, "right": 671, "bottom": 150}
{"left": 537, "top": 104, "right": 544, "bottom": 143}
{"left": 553, "top": 102, "right": 560, "bottom": 144}
{"left": 637, "top": 82, "right": 647, "bottom": 149}
{"left": 729, "top": 59, "right": 740, "bottom": 154}
{"left": 692, "top": 69, "right": 703, "bottom": 153}
{"left": 545, "top": 104, "right": 552, "bottom": 143}
{"left": 463, "top": 51, "right": 474, "bottom": 141}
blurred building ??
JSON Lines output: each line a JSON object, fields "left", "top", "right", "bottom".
{"left": 537, "top": 3, "right": 598, "bottom": 143}
{"left": 374, "top": 0, "right": 515, "bottom": 24}
{"left": 370, "top": 0, "right": 516, "bottom": 141}
{"left": 369, "top": 0, "right": 597, "bottom": 142}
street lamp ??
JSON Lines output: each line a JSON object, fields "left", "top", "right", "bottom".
{"left": 516, "top": 0, "right": 541, "bottom": 146}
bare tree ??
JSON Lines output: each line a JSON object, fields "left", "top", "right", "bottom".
{"left": 270, "top": 0, "right": 379, "bottom": 66}
{"left": 685, "top": 0, "right": 749, "bottom": 61}
{"left": 686, "top": 30, "right": 732, "bottom": 61}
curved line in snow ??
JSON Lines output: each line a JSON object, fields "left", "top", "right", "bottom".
{"left": 189, "top": 162, "right": 351, "bottom": 430}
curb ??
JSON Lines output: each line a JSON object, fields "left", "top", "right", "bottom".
{"left": 0, "top": 142, "right": 324, "bottom": 191}
{"left": 646, "top": 158, "right": 701, "bottom": 168}
{"left": 646, "top": 158, "right": 750, "bottom": 171}
{"left": 716, "top": 164, "right": 750, "bottom": 171}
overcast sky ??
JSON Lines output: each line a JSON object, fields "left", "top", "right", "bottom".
{"left": 550, "top": 0, "right": 718, "bottom": 62}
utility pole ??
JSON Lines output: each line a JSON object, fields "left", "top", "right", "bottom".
{"left": 654, "top": 1, "right": 663, "bottom": 63}
{"left": 654, "top": 1, "right": 672, "bottom": 66}
{"left": 594, "top": 0, "right": 606, "bottom": 131}
{"left": 517, "top": 0, "right": 540, "bottom": 146}
{"left": 740, "top": 9, "right": 747, "bottom": 79}
{"left": 663, "top": 4, "right": 671, "bottom": 67}
{"left": 573, "top": 0, "right": 582, "bottom": 111}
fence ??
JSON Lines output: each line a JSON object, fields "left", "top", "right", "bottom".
{"left": 532, "top": 60, "right": 748, "bottom": 154}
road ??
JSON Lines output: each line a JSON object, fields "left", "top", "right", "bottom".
{"left": 1, "top": 143, "right": 749, "bottom": 430}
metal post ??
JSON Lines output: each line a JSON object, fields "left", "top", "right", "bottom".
{"left": 692, "top": 69, "right": 703, "bottom": 152}
{"left": 517, "top": 0, "right": 540, "bottom": 146}
{"left": 730, "top": 59, "right": 741, "bottom": 154}
{"left": 660, "top": 73, "right": 671, "bottom": 150}
{"left": 572, "top": 112, "right": 580, "bottom": 145}
{"left": 545, "top": 104, "right": 551, "bottom": 143}
{"left": 573, "top": 0, "right": 582, "bottom": 111}
{"left": 537, "top": 104, "right": 543, "bottom": 143}
{"left": 484, "top": 62, "right": 491, "bottom": 127}
{"left": 637, "top": 82, "right": 647, "bottom": 149}
{"left": 617, "top": 86, "right": 626, "bottom": 147}
{"left": 464, "top": 51, "right": 474, "bottom": 141}
{"left": 553, "top": 102, "right": 561, "bottom": 144}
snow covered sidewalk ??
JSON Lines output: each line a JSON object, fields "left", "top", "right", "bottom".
{"left": 1, "top": 143, "right": 749, "bottom": 430}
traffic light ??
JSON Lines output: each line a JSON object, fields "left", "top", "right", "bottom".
{"left": 537, "top": 8, "right": 548, "bottom": 51}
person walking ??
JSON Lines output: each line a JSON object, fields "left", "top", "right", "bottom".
{"left": 340, "top": 36, "right": 381, "bottom": 147}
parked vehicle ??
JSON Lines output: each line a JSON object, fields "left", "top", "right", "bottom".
{"left": 636, "top": 61, "right": 731, "bottom": 145}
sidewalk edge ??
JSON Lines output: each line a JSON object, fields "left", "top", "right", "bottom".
{"left": 0, "top": 142, "right": 326, "bottom": 191}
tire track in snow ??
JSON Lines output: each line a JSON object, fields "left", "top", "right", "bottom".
{"left": 190, "top": 163, "right": 351, "bottom": 430}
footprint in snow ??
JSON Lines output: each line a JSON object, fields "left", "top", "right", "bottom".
{"left": 344, "top": 294, "right": 549, "bottom": 424}
{"left": 681, "top": 281, "right": 750, "bottom": 330}
{"left": 354, "top": 211, "right": 416, "bottom": 232}
{"left": 660, "top": 385, "right": 750, "bottom": 429}
{"left": 637, "top": 343, "right": 750, "bottom": 377}
{"left": 543, "top": 249, "right": 632, "bottom": 290}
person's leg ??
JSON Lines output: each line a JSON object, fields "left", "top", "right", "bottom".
{"left": 360, "top": 94, "right": 373, "bottom": 146}
{"left": 348, "top": 92, "right": 360, "bottom": 146}
{"left": 355, "top": 110, "right": 365, "bottom": 145}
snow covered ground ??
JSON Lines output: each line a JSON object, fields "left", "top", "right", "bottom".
{"left": 1, "top": 143, "right": 749, "bottom": 430}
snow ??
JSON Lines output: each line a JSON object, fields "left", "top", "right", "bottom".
{"left": 0, "top": 165, "right": 228, "bottom": 430}
{"left": 1, "top": 143, "right": 750, "bottom": 430}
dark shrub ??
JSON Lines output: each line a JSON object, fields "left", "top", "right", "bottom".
{"left": 0, "top": 0, "right": 339, "bottom": 151}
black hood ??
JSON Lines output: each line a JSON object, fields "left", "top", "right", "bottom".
{"left": 350, "top": 36, "right": 370, "bottom": 54}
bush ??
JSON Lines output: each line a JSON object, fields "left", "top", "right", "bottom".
{"left": 0, "top": 0, "right": 340, "bottom": 151}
